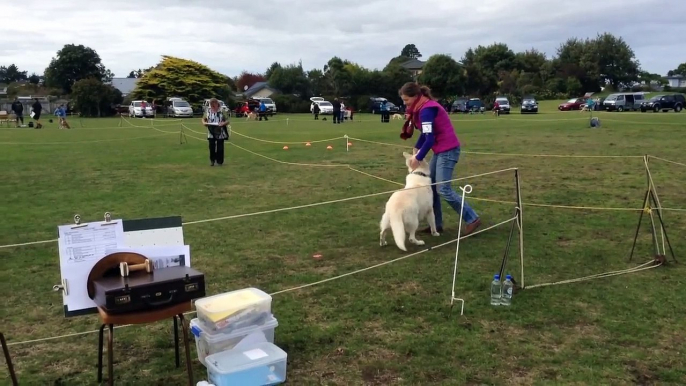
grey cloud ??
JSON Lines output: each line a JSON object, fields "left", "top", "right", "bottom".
{"left": 1, "top": 0, "right": 685, "bottom": 78}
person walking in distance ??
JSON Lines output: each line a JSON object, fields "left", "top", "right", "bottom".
{"left": 202, "top": 98, "right": 229, "bottom": 166}
{"left": 11, "top": 98, "right": 24, "bottom": 127}
{"left": 31, "top": 98, "right": 43, "bottom": 129}
{"left": 332, "top": 98, "right": 341, "bottom": 124}
{"left": 399, "top": 82, "right": 482, "bottom": 235}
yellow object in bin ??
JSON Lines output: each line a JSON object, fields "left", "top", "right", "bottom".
{"left": 194, "top": 288, "right": 273, "bottom": 332}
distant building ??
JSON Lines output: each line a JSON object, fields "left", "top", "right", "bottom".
{"left": 400, "top": 59, "right": 426, "bottom": 80}
{"left": 241, "top": 82, "right": 279, "bottom": 99}
{"left": 666, "top": 75, "right": 686, "bottom": 88}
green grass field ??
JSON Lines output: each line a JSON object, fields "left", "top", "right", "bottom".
{"left": 1, "top": 104, "right": 686, "bottom": 385}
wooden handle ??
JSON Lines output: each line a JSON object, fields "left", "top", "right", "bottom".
{"left": 119, "top": 260, "right": 153, "bottom": 277}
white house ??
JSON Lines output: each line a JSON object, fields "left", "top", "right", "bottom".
{"left": 242, "top": 82, "right": 279, "bottom": 99}
{"left": 666, "top": 75, "right": 686, "bottom": 88}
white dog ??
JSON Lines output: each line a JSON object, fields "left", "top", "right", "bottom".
{"left": 246, "top": 111, "right": 257, "bottom": 120}
{"left": 392, "top": 113, "right": 403, "bottom": 120}
{"left": 379, "top": 152, "right": 440, "bottom": 251}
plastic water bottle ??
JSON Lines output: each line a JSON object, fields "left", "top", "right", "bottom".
{"left": 501, "top": 275, "right": 514, "bottom": 306}
{"left": 490, "top": 274, "right": 502, "bottom": 306}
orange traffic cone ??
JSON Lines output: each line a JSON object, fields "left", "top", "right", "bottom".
{"left": 347, "top": 142, "right": 352, "bottom": 146}
{"left": 326, "top": 145, "right": 333, "bottom": 150}
{"left": 283, "top": 146, "right": 289, "bottom": 150}
{"left": 305, "top": 142, "right": 311, "bottom": 146}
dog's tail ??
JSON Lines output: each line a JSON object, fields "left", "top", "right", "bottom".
{"left": 389, "top": 210, "right": 406, "bottom": 251}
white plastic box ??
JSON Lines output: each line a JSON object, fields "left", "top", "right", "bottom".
{"left": 205, "top": 341, "right": 287, "bottom": 386}
{"left": 190, "top": 315, "right": 278, "bottom": 366}
{"left": 194, "top": 288, "right": 273, "bottom": 333}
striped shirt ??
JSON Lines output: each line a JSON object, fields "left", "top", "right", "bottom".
{"left": 205, "top": 110, "right": 229, "bottom": 140}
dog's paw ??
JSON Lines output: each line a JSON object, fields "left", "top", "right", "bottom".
{"left": 410, "top": 239, "right": 425, "bottom": 246}
{"left": 432, "top": 231, "right": 440, "bottom": 237}
{"left": 380, "top": 239, "right": 388, "bottom": 247}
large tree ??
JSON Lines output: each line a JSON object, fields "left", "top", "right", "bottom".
{"left": 267, "top": 61, "right": 309, "bottom": 96}
{"left": 667, "top": 62, "right": 686, "bottom": 77}
{"left": 44, "top": 44, "right": 113, "bottom": 94}
{"left": 591, "top": 32, "right": 640, "bottom": 89}
{"left": 418, "top": 54, "right": 465, "bottom": 98}
{"left": 132, "top": 56, "right": 234, "bottom": 105}
{"left": 0, "top": 64, "right": 28, "bottom": 84}
{"left": 71, "top": 78, "right": 123, "bottom": 117}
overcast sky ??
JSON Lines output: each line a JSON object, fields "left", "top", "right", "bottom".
{"left": 2, "top": 0, "right": 685, "bottom": 79}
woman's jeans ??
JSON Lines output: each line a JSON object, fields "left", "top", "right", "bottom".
{"left": 429, "top": 147, "right": 479, "bottom": 228}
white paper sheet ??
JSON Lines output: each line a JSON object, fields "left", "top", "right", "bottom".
{"left": 57, "top": 220, "right": 125, "bottom": 312}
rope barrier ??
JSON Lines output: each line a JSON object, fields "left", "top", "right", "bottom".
{"left": 5, "top": 216, "right": 515, "bottom": 347}
{"left": 525, "top": 260, "right": 661, "bottom": 289}
{"left": 648, "top": 155, "right": 686, "bottom": 168}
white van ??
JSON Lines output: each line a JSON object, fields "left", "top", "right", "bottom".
{"left": 310, "top": 97, "right": 334, "bottom": 114}
{"left": 253, "top": 97, "right": 277, "bottom": 114}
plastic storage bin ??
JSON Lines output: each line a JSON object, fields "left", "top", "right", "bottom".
{"left": 190, "top": 315, "right": 278, "bottom": 366}
{"left": 194, "top": 288, "right": 272, "bottom": 332}
{"left": 206, "top": 341, "right": 287, "bottom": 386}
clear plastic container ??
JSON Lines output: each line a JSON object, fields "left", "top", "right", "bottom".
{"left": 206, "top": 341, "right": 287, "bottom": 386}
{"left": 190, "top": 315, "right": 278, "bottom": 366}
{"left": 194, "top": 288, "right": 272, "bottom": 332}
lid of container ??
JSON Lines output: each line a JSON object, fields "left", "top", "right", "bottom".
{"left": 194, "top": 288, "right": 272, "bottom": 322}
{"left": 190, "top": 315, "right": 279, "bottom": 342}
{"left": 205, "top": 341, "right": 287, "bottom": 374}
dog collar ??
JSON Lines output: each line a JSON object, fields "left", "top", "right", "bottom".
{"left": 411, "top": 171, "right": 429, "bottom": 178}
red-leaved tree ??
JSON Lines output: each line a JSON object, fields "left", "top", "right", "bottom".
{"left": 236, "top": 71, "right": 266, "bottom": 91}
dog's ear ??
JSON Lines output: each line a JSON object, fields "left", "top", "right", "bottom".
{"left": 402, "top": 151, "right": 412, "bottom": 159}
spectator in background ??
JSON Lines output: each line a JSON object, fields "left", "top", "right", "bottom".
{"left": 11, "top": 98, "right": 24, "bottom": 127}
{"left": 332, "top": 98, "right": 341, "bottom": 124}
{"left": 312, "top": 103, "right": 320, "bottom": 120}
{"left": 380, "top": 100, "right": 389, "bottom": 123}
{"left": 340, "top": 100, "right": 346, "bottom": 123}
{"left": 258, "top": 100, "right": 268, "bottom": 121}
{"left": 202, "top": 98, "right": 229, "bottom": 166}
{"left": 55, "top": 104, "right": 70, "bottom": 129}
{"left": 141, "top": 100, "right": 147, "bottom": 118}
{"left": 31, "top": 98, "right": 43, "bottom": 129}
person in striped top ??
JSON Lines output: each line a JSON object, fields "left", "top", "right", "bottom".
{"left": 202, "top": 98, "right": 229, "bottom": 166}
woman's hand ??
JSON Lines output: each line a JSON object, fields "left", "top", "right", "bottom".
{"left": 409, "top": 155, "right": 420, "bottom": 170}
{"left": 412, "top": 148, "right": 418, "bottom": 155}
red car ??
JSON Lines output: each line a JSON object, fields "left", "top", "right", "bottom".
{"left": 558, "top": 98, "right": 586, "bottom": 111}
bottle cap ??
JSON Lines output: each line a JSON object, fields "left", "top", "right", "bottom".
{"left": 506, "top": 274, "right": 512, "bottom": 280}
{"left": 494, "top": 274, "right": 500, "bottom": 280}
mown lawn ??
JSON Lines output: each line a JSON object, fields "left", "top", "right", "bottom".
{"left": 1, "top": 106, "right": 685, "bottom": 385}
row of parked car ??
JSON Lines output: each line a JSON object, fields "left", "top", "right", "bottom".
{"left": 449, "top": 96, "right": 539, "bottom": 114}
{"left": 558, "top": 92, "right": 684, "bottom": 113}
{"left": 126, "top": 96, "right": 279, "bottom": 118}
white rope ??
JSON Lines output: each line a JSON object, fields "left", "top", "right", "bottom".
{"left": 5, "top": 216, "right": 515, "bottom": 347}
{"left": 525, "top": 260, "right": 661, "bottom": 289}
{"left": 648, "top": 155, "right": 686, "bottom": 168}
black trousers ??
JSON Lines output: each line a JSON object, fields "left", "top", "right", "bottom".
{"left": 208, "top": 139, "right": 225, "bottom": 165}
{"left": 333, "top": 110, "right": 340, "bottom": 123}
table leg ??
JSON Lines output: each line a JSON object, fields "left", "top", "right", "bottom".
{"left": 174, "top": 315, "right": 180, "bottom": 368}
{"left": 97, "top": 324, "right": 105, "bottom": 383}
{"left": 178, "top": 314, "right": 194, "bottom": 386}
{"left": 107, "top": 324, "right": 114, "bottom": 386}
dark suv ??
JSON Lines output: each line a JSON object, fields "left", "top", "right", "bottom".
{"left": 640, "top": 94, "right": 684, "bottom": 113}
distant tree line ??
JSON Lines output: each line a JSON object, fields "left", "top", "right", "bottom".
{"left": 2, "top": 33, "right": 685, "bottom": 116}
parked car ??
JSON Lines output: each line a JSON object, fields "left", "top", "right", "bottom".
{"left": 128, "top": 100, "right": 154, "bottom": 117}
{"left": 602, "top": 93, "right": 645, "bottom": 111}
{"left": 252, "top": 97, "right": 277, "bottom": 114}
{"left": 368, "top": 97, "right": 400, "bottom": 114}
{"left": 464, "top": 98, "right": 485, "bottom": 113}
{"left": 451, "top": 98, "right": 468, "bottom": 113}
{"left": 202, "top": 99, "right": 229, "bottom": 114}
{"left": 165, "top": 98, "right": 194, "bottom": 117}
{"left": 558, "top": 98, "right": 586, "bottom": 111}
{"left": 640, "top": 94, "right": 684, "bottom": 113}
{"left": 310, "top": 97, "right": 334, "bottom": 115}
{"left": 520, "top": 96, "right": 539, "bottom": 113}
{"left": 494, "top": 96, "right": 511, "bottom": 114}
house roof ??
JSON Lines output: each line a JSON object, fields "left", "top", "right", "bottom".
{"left": 109, "top": 77, "right": 138, "bottom": 95}
{"left": 400, "top": 58, "right": 426, "bottom": 70}
{"left": 244, "top": 81, "right": 278, "bottom": 97}
{"left": 666, "top": 74, "right": 684, "bottom": 79}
